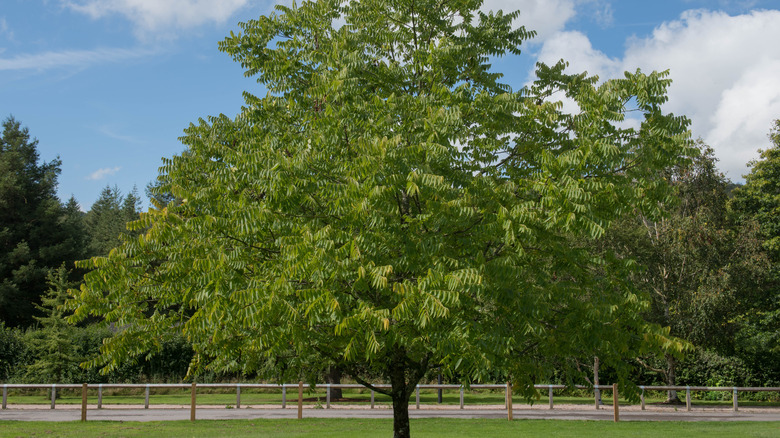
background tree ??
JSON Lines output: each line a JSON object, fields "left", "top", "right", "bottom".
{"left": 605, "top": 142, "right": 771, "bottom": 401}
{"left": 0, "top": 322, "right": 26, "bottom": 381}
{"left": 728, "top": 120, "right": 780, "bottom": 386}
{"left": 68, "top": 1, "right": 692, "bottom": 436}
{"left": 730, "top": 120, "right": 780, "bottom": 259}
{"left": 23, "top": 265, "right": 79, "bottom": 384}
{"left": 0, "top": 117, "right": 83, "bottom": 327}
{"left": 83, "top": 185, "right": 142, "bottom": 257}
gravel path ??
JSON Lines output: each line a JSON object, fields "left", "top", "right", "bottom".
{"left": 3, "top": 403, "right": 779, "bottom": 422}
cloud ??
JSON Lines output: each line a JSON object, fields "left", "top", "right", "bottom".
{"left": 0, "top": 46, "right": 156, "bottom": 71}
{"left": 87, "top": 166, "right": 122, "bottom": 180}
{"left": 482, "top": 0, "right": 577, "bottom": 41}
{"left": 533, "top": 9, "right": 780, "bottom": 181}
{"left": 0, "top": 16, "right": 12, "bottom": 40}
{"left": 536, "top": 30, "right": 620, "bottom": 78}
{"left": 62, "top": 0, "right": 254, "bottom": 36}
{"left": 97, "top": 125, "right": 144, "bottom": 143}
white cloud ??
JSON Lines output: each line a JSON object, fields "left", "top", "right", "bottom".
{"left": 536, "top": 30, "right": 620, "bottom": 78}
{"left": 707, "top": 58, "right": 780, "bottom": 177}
{"left": 88, "top": 166, "right": 122, "bottom": 180}
{"left": 62, "top": 0, "right": 254, "bottom": 36}
{"left": 482, "top": 0, "right": 577, "bottom": 41}
{"left": 0, "top": 47, "right": 156, "bottom": 71}
{"left": 532, "top": 9, "right": 780, "bottom": 181}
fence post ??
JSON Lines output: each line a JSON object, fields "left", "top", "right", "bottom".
{"left": 236, "top": 383, "right": 241, "bottom": 409}
{"left": 548, "top": 385, "right": 554, "bottom": 410}
{"left": 459, "top": 386, "right": 464, "bottom": 409}
{"left": 98, "top": 384, "right": 103, "bottom": 409}
{"left": 415, "top": 385, "right": 420, "bottom": 409}
{"left": 297, "top": 381, "right": 303, "bottom": 419}
{"left": 686, "top": 386, "right": 691, "bottom": 412}
{"left": 612, "top": 383, "right": 619, "bottom": 422}
{"left": 733, "top": 387, "right": 738, "bottom": 412}
{"left": 326, "top": 384, "right": 331, "bottom": 409}
{"left": 81, "top": 383, "right": 87, "bottom": 422}
{"left": 370, "top": 390, "right": 375, "bottom": 409}
{"left": 507, "top": 382, "right": 513, "bottom": 421}
{"left": 190, "top": 382, "right": 196, "bottom": 422}
{"left": 2, "top": 384, "right": 7, "bottom": 409}
{"left": 144, "top": 385, "right": 150, "bottom": 409}
{"left": 51, "top": 384, "right": 56, "bottom": 409}
{"left": 282, "top": 384, "right": 287, "bottom": 409}
{"left": 640, "top": 386, "right": 645, "bottom": 410}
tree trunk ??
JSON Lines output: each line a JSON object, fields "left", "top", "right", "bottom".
{"left": 327, "top": 365, "right": 343, "bottom": 400}
{"left": 594, "top": 356, "right": 602, "bottom": 406}
{"left": 389, "top": 366, "right": 411, "bottom": 438}
{"left": 664, "top": 354, "right": 680, "bottom": 403}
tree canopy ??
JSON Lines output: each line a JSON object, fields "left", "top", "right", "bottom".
{"left": 728, "top": 120, "right": 780, "bottom": 381}
{"left": 68, "top": 1, "right": 693, "bottom": 436}
{"left": 83, "top": 185, "right": 143, "bottom": 257}
{"left": 0, "top": 117, "right": 83, "bottom": 327}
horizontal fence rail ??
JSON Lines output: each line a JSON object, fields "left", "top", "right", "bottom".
{"left": 2, "top": 382, "right": 778, "bottom": 421}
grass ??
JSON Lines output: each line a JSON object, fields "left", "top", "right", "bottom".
{"left": 5, "top": 387, "right": 778, "bottom": 408}
{"left": 0, "top": 418, "right": 779, "bottom": 437}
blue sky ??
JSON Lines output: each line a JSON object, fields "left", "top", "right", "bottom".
{"left": 2, "top": 0, "right": 779, "bottom": 209}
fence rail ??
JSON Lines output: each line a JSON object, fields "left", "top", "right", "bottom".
{"left": 2, "top": 382, "right": 778, "bottom": 421}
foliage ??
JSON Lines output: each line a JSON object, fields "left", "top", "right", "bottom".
{"left": 728, "top": 119, "right": 780, "bottom": 386}
{"left": 67, "top": 1, "right": 692, "bottom": 436}
{"left": 731, "top": 119, "right": 780, "bottom": 259}
{"left": 0, "top": 321, "right": 26, "bottom": 380}
{"left": 146, "top": 175, "right": 180, "bottom": 208}
{"left": 22, "top": 265, "right": 81, "bottom": 383}
{"left": 677, "top": 348, "right": 757, "bottom": 389}
{"left": 84, "top": 185, "right": 143, "bottom": 257}
{"left": 0, "top": 117, "right": 83, "bottom": 327}
{"left": 603, "top": 142, "right": 771, "bottom": 400}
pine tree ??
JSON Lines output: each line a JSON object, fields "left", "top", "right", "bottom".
{"left": 0, "top": 117, "right": 82, "bottom": 327}
{"left": 24, "top": 265, "right": 78, "bottom": 384}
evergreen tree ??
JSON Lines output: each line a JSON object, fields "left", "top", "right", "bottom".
{"left": 83, "top": 185, "right": 142, "bottom": 257}
{"left": 24, "top": 265, "right": 79, "bottom": 384}
{"left": 0, "top": 117, "right": 82, "bottom": 327}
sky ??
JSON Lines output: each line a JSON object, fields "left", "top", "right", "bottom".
{"left": 2, "top": 0, "right": 780, "bottom": 209}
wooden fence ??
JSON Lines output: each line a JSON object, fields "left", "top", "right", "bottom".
{"left": 2, "top": 382, "right": 778, "bottom": 422}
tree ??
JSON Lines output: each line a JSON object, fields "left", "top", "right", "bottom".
{"left": 24, "top": 265, "right": 80, "bottom": 384}
{"left": 731, "top": 120, "right": 780, "bottom": 259}
{"left": 146, "top": 176, "right": 179, "bottom": 209}
{"left": 0, "top": 322, "right": 26, "bottom": 381}
{"left": 0, "top": 117, "right": 83, "bottom": 327}
{"left": 83, "top": 185, "right": 142, "bottom": 257}
{"left": 728, "top": 120, "right": 780, "bottom": 384}
{"left": 68, "top": 1, "right": 692, "bottom": 436}
{"left": 605, "top": 142, "right": 772, "bottom": 401}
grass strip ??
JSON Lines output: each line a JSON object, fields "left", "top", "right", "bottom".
{"left": 0, "top": 418, "right": 779, "bottom": 437}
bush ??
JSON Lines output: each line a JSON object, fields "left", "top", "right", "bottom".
{"left": 0, "top": 322, "right": 27, "bottom": 380}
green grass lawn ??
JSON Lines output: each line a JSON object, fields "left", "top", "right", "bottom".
{"left": 0, "top": 419, "right": 778, "bottom": 438}
{"left": 4, "top": 388, "right": 777, "bottom": 408}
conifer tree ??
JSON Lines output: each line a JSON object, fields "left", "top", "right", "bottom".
{"left": 0, "top": 117, "right": 82, "bottom": 327}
